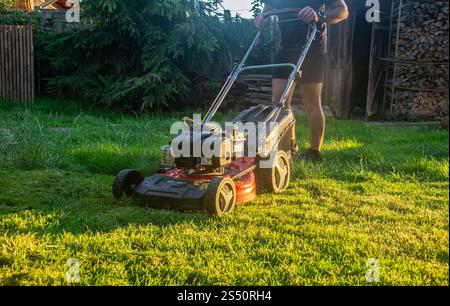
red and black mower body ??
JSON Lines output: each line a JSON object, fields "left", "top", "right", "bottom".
{"left": 132, "top": 158, "right": 257, "bottom": 211}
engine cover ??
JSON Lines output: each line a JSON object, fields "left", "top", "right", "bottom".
{"left": 171, "top": 129, "right": 234, "bottom": 170}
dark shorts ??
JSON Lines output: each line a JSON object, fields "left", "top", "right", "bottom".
{"left": 272, "top": 26, "right": 325, "bottom": 82}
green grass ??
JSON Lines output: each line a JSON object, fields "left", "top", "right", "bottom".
{"left": 0, "top": 99, "right": 448, "bottom": 286}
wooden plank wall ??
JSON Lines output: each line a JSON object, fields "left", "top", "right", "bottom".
{"left": 324, "top": 11, "right": 356, "bottom": 119}
{"left": 0, "top": 25, "right": 35, "bottom": 103}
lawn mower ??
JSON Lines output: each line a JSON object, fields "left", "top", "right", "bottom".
{"left": 113, "top": 9, "right": 318, "bottom": 215}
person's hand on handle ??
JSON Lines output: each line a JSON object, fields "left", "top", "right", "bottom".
{"left": 254, "top": 14, "right": 267, "bottom": 29}
{"left": 297, "top": 6, "right": 319, "bottom": 23}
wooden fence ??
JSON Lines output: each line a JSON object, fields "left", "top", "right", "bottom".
{"left": 0, "top": 25, "right": 34, "bottom": 103}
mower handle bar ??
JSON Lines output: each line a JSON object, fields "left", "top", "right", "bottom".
{"left": 261, "top": 8, "right": 309, "bottom": 26}
{"left": 202, "top": 11, "right": 318, "bottom": 124}
{"left": 262, "top": 7, "right": 302, "bottom": 18}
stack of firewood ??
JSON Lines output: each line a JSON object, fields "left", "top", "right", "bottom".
{"left": 389, "top": 0, "right": 449, "bottom": 120}
{"left": 230, "top": 74, "right": 303, "bottom": 110}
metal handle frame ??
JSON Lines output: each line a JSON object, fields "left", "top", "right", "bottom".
{"left": 203, "top": 9, "right": 318, "bottom": 124}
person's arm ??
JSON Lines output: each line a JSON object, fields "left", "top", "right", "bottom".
{"left": 254, "top": 2, "right": 273, "bottom": 29}
{"left": 298, "top": 0, "right": 349, "bottom": 24}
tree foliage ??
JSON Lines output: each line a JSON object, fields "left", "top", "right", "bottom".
{"left": 44, "top": 0, "right": 256, "bottom": 111}
{"left": 1, "top": 0, "right": 263, "bottom": 111}
{"left": 251, "top": 0, "right": 265, "bottom": 17}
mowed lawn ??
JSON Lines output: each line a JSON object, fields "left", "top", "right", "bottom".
{"left": 0, "top": 99, "right": 448, "bottom": 286}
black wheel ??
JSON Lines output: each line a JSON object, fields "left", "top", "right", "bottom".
{"left": 256, "top": 150, "right": 291, "bottom": 194}
{"left": 203, "top": 177, "right": 237, "bottom": 215}
{"left": 113, "top": 169, "right": 144, "bottom": 200}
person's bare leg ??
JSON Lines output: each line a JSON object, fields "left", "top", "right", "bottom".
{"left": 300, "top": 82, "right": 325, "bottom": 151}
{"left": 272, "top": 78, "right": 297, "bottom": 143}
{"left": 272, "top": 78, "right": 295, "bottom": 107}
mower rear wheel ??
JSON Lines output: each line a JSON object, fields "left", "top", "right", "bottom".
{"left": 256, "top": 150, "right": 291, "bottom": 194}
{"left": 113, "top": 169, "right": 144, "bottom": 200}
{"left": 204, "top": 177, "right": 237, "bottom": 215}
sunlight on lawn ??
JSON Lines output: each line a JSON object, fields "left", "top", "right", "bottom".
{"left": 0, "top": 100, "right": 448, "bottom": 286}
{"left": 324, "top": 138, "right": 364, "bottom": 151}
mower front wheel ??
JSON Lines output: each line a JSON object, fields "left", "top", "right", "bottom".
{"left": 204, "top": 177, "right": 237, "bottom": 215}
{"left": 113, "top": 169, "right": 144, "bottom": 200}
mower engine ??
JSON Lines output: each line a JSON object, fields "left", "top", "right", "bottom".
{"left": 161, "top": 124, "right": 246, "bottom": 174}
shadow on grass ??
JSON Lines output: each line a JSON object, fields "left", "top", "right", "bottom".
{"left": 1, "top": 125, "right": 448, "bottom": 236}
{"left": 0, "top": 170, "right": 210, "bottom": 236}
{"left": 0, "top": 200, "right": 210, "bottom": 236}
